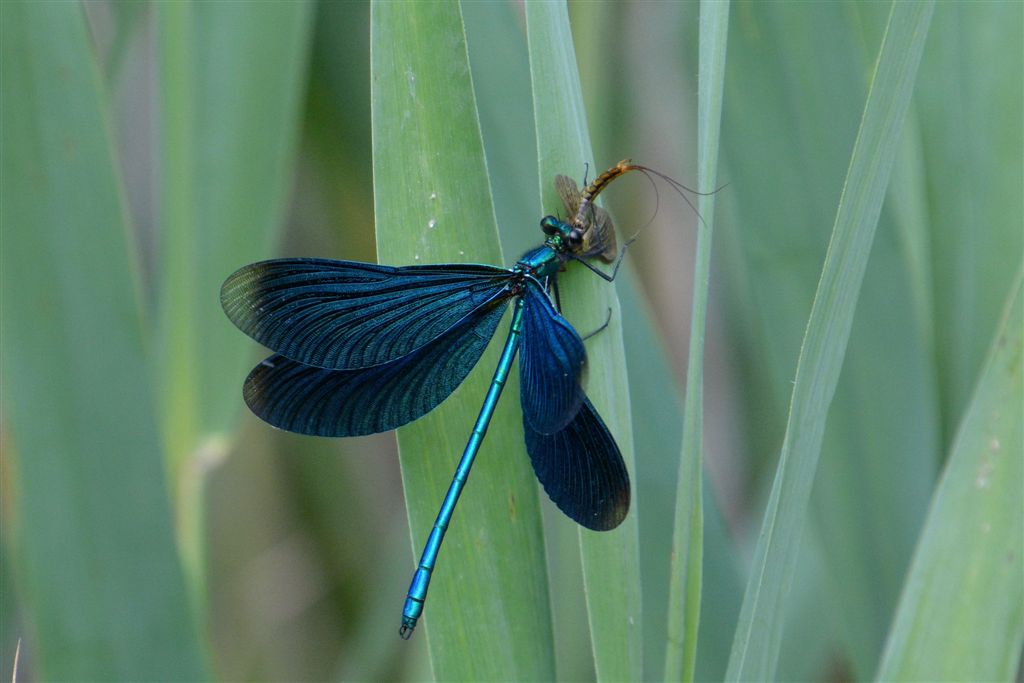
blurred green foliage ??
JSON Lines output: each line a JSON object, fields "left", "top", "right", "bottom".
{"left": 1, "top": 1, "right": 1020, "bottom": 681}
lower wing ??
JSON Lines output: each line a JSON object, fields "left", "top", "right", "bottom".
{"left": 242, "top": 297, "right": 509, "bottom": 437}
{"left": 522, "top": 397, "right": 630, "bottom": 531}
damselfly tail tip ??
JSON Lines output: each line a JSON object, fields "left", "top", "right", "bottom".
{"left": 399, "top": 620, "right": 416, "bottom": 640}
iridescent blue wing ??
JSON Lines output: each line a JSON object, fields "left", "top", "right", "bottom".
{"left": 243, "top": 297, "right": 510, "bottom": 436}
{"left": 221, "top": 258, "right": 514, "bottom": 369}
{"left": 518, "top": 280, "right": 585, "bottom": 434}
{"left": 522, "top": 397, "right": 629, "bottom": 531}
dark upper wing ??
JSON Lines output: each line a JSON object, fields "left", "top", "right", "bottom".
{"left": 518, "top": 280, "right": 585, "bottom": 434}
{"left": 522, "top": 397, "right": 629, "bottom": 531}
{"left": 242, "top": 296, "right": 509, "bottom": 436}
{"left": 221, "top": 258, "right": 513, "bottom": 369}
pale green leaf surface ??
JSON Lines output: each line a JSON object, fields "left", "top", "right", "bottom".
{"left": 0, "top": 3, "right": 206, "bottom": 679}
{"left": 155, "top": 1, "right": 313, "bottom": 468}
{"left": 461, "top": 0, "right": 538, "bottom": 263}
{"left": 371, "top": 3, "right": 554, "bottom": 679}
{"left": 665, "top": 3, "right": 729, "bottom": 681}
{"left": 154, "top": 0, "right": 313, "bottom": 604}
{"left": 526, "top": 3, "right": 643, "bottom": 681}
{"left": 918, "top": 3, "right": 1024, "bottom": 435}
{"left": 715, "top": 5, "right": 943, "bottom": 677}
{"left": 297, "top": 1, "right": 375, "bottom": 262}
{"left": 876, "top": 271, "right": 1024, "bottom": 682}
{"left": 725, "top": 3, "right": 935, "bottom": 680}
{"left": 775, "top": 531, "right": 836, "bottom": 683}
{"left": 619, "top": 280, "right": 745, "bottom": 683}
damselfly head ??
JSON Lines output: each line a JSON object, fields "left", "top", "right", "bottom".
{"left": 538, "top": 215, "right": 578, "bottom": 256}
{"left": 540, "top": 214, "right": 564, "bottom": 237}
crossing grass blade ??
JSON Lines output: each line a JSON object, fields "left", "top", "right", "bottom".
{"left": 875, "top": 271, "right": 1023, "bottom": 681}
{"left": 370, "top": 2, "right": 555, "bottom": 678}
{"left": 917, "top": 3, "right": 1024, "bottom": 431}
{"left": 665, "top": 2, "right": 730, "bottom": 681}
{"left": 724, "top": 3, "right": 935, "bottom": 680}
{"left": 153, "top": 1, "right": 313, "bottom": 589}
{"left": 0, "top": 3, "right": 206, "bottom": 679}
{"left": 711, "top": 4, "right": 960, "bottom": 677}
{"left": 526, "top": 3, "right": 643, "bottom": 681}
{"left": 156, "top": 1, "right": 313, "bottom": 450}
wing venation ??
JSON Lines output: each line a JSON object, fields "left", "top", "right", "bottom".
{"left": 523, "top": 397, "right": 629, "bottom": 531}
{"left": 243, "top": 297, "right": 510, "bottom": 436}
{"left": 221, "top": 258, "right": 513, "bottom": 369}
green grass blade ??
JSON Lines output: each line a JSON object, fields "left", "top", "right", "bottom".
{"left": 724, "top": 3, "right": 935, "bottom": 680}
{"left": 875, "top": 269, "right": 1023, "bottom": 681}
{"left": 157, "top": 1, "right": 313, "bottom": 443}
{"left": 665, "top": 2, "right": 729, "bottom": 681}
{"left": 153, "top": 1, "right": 313, "bottom": 585}
{"left": 0, "top": 3, "right": 206, "bottom": 679}
{"left": 526, "top": 3, "right": 643, "bottom": 681}
{"left": 713, "top": 6, "right": 943, "bottom": 676}
{"left": 370, "top": 2, "right": 555, "bottom": 678}
{"left": 919, "top": 3, "right": 1024, "bottom": 434}
{"left": 461, "top": 0, "right": 538, "bottom": 262}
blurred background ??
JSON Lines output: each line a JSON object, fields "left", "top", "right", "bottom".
{"left": 2, "top": 1, "right": 1021, "bottom": 681}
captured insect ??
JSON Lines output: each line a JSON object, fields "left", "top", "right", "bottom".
{"left": 220, "top": 160, "right": 695, "bottom": 638}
